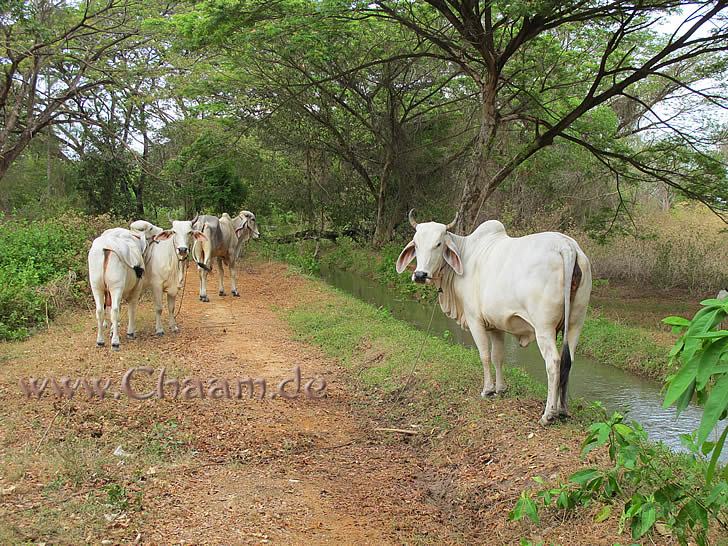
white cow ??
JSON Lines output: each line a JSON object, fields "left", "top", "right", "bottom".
{"left": 191, "top": 210, "right": 259, "bottom": 301}
{"left": 130, "top": 219, "right": 206, "bottom": 336}
{"left": 88, "top": 228, "right": 148, "bottom": 350}
{"left": 396, "top": 210, "right": 592, "bottom": 425}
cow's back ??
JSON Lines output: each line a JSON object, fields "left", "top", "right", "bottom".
{"left": 455, "top": 224, "right": 589, "bottom": 334}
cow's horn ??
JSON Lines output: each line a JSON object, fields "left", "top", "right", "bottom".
{"left": 408, "top": 208, "right": 418, "bottom": 229}
{"left": 445, "top": 212, "right": 459, "bottom": 231}
{"left": 167, "top": 212, "right": 174, "bottom": 224}
{"left": 191, "top": 214, "right": 199, "bottom": 226}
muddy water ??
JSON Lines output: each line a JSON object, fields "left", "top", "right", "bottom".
{"left": 320, "top": 264, "right": 723, "bottom": 460}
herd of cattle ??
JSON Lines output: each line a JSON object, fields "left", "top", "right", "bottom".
{"left": 87, "top": 211, "right": 259, "bottom": 351}
{"left": 88, "top": 207, "right": 594, "bottom": 424}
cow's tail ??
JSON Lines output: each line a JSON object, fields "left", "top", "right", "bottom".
{"left": 192, "top": 222, "right": 212, "bottom": 272}
{"left": 559, "top": 246, "right": 578, "bottom": 406}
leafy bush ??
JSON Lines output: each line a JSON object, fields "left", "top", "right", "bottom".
{"left": 511, "top": 298, "right": 728, "bottom": 545}
{"left": 664, "top": 297, "right": 728, "bottom": 485}
{"left": 0, "top": 214, "right": 102, "bottom": 340}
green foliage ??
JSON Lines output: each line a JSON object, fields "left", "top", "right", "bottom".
{"left": 664, "top": 298, "right": 728, "bottom": 484}
{"left": 161, "top": 127, "right": 253, "bottom": 215}
{"left": 73, "top": 150, "right": 139, "bottom": 218}
{"left": 512, "top": 299, "right": 728, "bottom": 544}
{"left": 104, "top": 483, "right": 129, "bottom": 512}
{"left": 0, "top": 214, "right": 97, "bottom": 340}
{"left": 510, "top": 410, "right": 726, "bottom": 544}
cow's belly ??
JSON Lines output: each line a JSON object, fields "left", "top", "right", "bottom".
{"left": 484, "top": 312, "right": 536, "bottom": 344}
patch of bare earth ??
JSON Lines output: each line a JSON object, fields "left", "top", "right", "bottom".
{"left": 0, "top": 261, "right": 637, "bottom": 544}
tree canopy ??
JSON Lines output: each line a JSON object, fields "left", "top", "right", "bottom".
{"left": 1, "top": 0, "right": 727, "bottom": 241}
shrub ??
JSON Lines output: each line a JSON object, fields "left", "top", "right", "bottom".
{"left": 0, "top": 213, "right": 106, "bottom": 341}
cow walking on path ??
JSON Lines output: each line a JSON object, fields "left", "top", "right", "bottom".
{"left": 130, "top": 219, "right": 207, "bottom": 337}
{"left": 396, "top": 211, "right": 592, "bottom": 425}
{"left": 88, "top": 228, "right": 148, "bottom": 350}
{"left": 192, "top": 211, "right": 259, "bottom": 302}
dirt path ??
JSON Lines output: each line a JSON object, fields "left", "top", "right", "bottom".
{"left": 139, "top": 262, "right": 449, "bottom": 544}
{"left": 0, "top": 262, "right": 451, "bottom": 544}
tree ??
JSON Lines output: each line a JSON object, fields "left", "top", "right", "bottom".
{"left": 168, "top": 0, "right": 476, "bottom": 243}
{"left": 364, "top": 1, "right": 728, "bottom": 230}
{"left": 0, "top": 0, "right": 150, "bottom": 180}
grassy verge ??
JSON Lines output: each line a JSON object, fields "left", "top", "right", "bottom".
{"left": 281, "top": 266, "right": 723, "bottom": 544}
{"left": 260, "top": 238, "right": 677, "bottom": 381}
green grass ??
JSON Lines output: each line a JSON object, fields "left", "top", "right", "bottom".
{"left": 578, "top": 313, "right": 671, "bottom": 380}
{"left": 0, "top": 213, "right": 114, "bottom": 341}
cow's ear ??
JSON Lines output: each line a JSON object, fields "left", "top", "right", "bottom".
{"left": 395, "top": 240, "right": 416, "bottom": 274}
{"left": 444, "top": 239, "right": 463, "bottom": 275}
{"left": 192, "top": 230, "right": 207, "bottom": 241}
{"left": 154, "top": 230, "right": 174, "bottom": 241}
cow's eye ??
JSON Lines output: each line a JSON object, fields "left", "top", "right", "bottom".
{"left": 436, "top": 242, "right": 442, "bottom": 248}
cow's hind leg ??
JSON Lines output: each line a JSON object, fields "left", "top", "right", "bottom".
{"left": 469, "top": 319, "right": 495, "bottom": 397}
{"left": 230, "top": 259, "right": 240, "bottom": 297}
{"left": 489, "top": 330, "right": 507, "bottom": 394}
{"left": 217, "top": 258, "right": 226, "bottom": 296}
{"left": 92, "top": 291, "right": 105, "bottom": 347}
{"left": 109, "top": 289, "right": 123, "bottom": 350}
{"left": 198, "top": 267, "right": 210, "bottom": 302}
{"left": 126, "top": 287, "right": 141, "bottom": 339}
{"left": 536, "top": 330, "right": 560, "bottom": 425}
{"left": 559, "top": 327, "right": 582, "bottom": 418}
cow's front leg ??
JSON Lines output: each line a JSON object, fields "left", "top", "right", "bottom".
{"left": 536, "top": 331, "right": 560, "bottom": 425}
{"left": 153, "top": 285, "right": 165, "bottom": 336}
{"left": 167, "top": 292, "right": 179, "bottom": 333}
{"left": 198, "top": 266, "right": 210, "bottom": 302}
{"left": 217, "top": 258, "right": 226, "bottom": 296}
{"left": 489, "top": 330, "right": 507, "bottom": 394}
{"left": 469, "top": 319, "right": 495, "bottom": 397}
{"left": 230, "top": 259, "right": 240, "bottom": 297}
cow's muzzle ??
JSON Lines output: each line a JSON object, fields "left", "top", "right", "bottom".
{"left": 413, "top": 271, "right": 429, "bottom": 284}
{"left": 177, "top": 247, "right": 189, "bottom": 259}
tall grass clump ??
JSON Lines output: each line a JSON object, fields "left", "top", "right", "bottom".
{"left": 581, "top": 205, "right": 728, "bottom": 295}
{"left": 0, "top": 213, "right": 106, "bottom": 340}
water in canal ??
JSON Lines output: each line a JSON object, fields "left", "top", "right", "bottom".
{"left": 319, "top": 264, "right": 724, "bottom": 460}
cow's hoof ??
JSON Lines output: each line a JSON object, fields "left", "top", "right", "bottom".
{"left": 96, "top": 341, "right": 105, "bottom": 347}
{"left": 219, "top": 290, "right": 226, "bottom": 296}
{"left": 558, "top": 410, "right": 571, "bottom": 420}
{"left": 232, "top": 291, "right": 240, "bottom": 297}
{"left": 496, "top": 386, "right": 508, "bottom": 395}
{"left": 200, "top": 295, "right": 209, "bottom": 302}
{"left": 156, "top": 331, "right": 164, "bottom": 337}
{"left": 127, "top": 332, "right": 136, "bottom": 340}
{"left": 111, "top": 343, "right": 120, "bottom": 352}
{"left": 539, "top": 414, "right": 557, "bottom": 426}
{"left": 480, "top": 388, "right": 496, "bottom": 398}
{"left": 171, "top": 327, "right": 180, "bottom": 334}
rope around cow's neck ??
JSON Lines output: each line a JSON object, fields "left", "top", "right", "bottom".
{"left": 174, "top": 258, "right": 189, "bottom": 319}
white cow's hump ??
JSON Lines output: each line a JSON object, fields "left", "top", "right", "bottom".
{"left": 471, "top": 219, "right": 506, "bottom": 234}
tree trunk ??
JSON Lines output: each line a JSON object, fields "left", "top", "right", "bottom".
{"left": 372, "top": 157, "right": 393, "bottom": 247}
{"left": 456, "top": 81, "right": 499, "bottom": 233}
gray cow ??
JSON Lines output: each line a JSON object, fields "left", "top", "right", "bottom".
{"left": 192, "top": 211, "right": 259, "bottom": 301}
